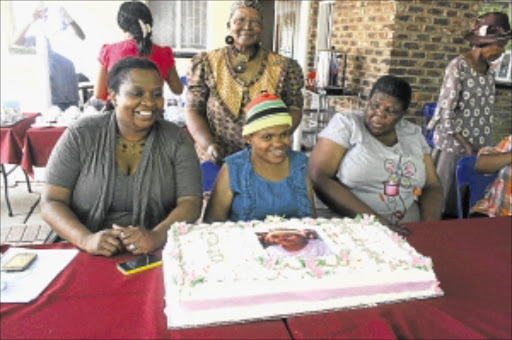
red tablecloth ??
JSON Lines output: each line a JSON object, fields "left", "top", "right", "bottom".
{"left": 0, "top": 113, "right": 39, "bottom": 165}
{"left": 21, "top": 127, "right": 66, "bottom": 177}
{"left": 287, "top": 217, "right": 512, "bottom": 339}
{"left": 1, "top": 217, "right": 511, "bottom": 339}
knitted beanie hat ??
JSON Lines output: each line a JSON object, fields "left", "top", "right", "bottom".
{"left": 242, "top": 92, "right": 291, "bottom": 136}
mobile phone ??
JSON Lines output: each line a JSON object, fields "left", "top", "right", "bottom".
{"left": 1, "top": 253, "right": 37, "bottom": 272}
{"left": 116, "top": 254, "right": 161, "bottom": 276}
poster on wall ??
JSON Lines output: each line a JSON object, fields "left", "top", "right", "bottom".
{"left": 495, "top": 51, "right": 512, "bottom": 85}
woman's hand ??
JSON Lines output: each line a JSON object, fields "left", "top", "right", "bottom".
{"left": 463, "top": 141, "right": 479, "bottom": 156}
{"left": 207, "top": 143, "right": 223, "bottom": 164}
{"left": 82, "top": 230, "right": 124, "bottom": 257}
{"left": 114, "top": 225, "right": 166, "bottom": 255}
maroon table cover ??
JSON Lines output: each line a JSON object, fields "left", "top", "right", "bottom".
{"left": 0, "top": 243, "right": 291, "bottom": 340}
{"left": 1, "top": 217, "right": 510, "bottom": 339}
{"left": 20, "top": 127, "right": 66, "bottom": 177}
{"left": 0, "top": 113, "right": 39, "bottom": 165}
{"left": 286, "top": 216, "right": 512, "bottom": 339}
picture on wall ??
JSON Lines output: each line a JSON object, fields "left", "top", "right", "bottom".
{"left": 495, "top": 51, "right": 512, "bottom": 85}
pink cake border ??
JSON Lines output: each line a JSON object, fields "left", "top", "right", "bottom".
{"left": 182, "top": 280, "right": 438, "bottom": 311}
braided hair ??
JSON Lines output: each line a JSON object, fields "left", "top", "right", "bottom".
{"left": 117, "top": 1, "right": 153, "bottom": 56}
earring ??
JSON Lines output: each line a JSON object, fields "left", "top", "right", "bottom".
{"left": 225, "top": 35, "right": 234, "bottom": 45}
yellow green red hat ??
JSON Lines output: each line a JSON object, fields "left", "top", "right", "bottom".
{"left": 242, "top": 92, "right": 292, "bottom": 136}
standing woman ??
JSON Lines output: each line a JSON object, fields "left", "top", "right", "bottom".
{"left": 94, "top": 1, "right": 183, "bottom": 102}
{"left": 185, "top": 0, "right": 304, "bottom": 164}
{"left": 427, "top": 12, "right": 511, "bottom": 217}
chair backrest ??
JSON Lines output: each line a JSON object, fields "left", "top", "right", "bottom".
{"left": 456, "top": 155, "right": 497, "bottom": 218}
{"left": 422, "top": 103, "right": 436, "bottom": 148}
{"left": 201, "top": 161, "right": 221, "bottom": 192}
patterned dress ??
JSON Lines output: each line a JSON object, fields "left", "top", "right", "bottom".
{"left": 186, "top": 47, "right": 304, "bottom": 161}
{"left": 427, "top": 55, "right": 496, "bottom": 216}
{"left": 471, "top": 135, "right": 512, "bottom": 217}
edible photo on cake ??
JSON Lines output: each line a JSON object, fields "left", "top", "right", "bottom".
{"left": 256, "top": 229, "right": 335, "bottom": 258}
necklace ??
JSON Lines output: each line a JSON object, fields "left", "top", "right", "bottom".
{"left": 116, "top": 134, "right": 147, "bottom": 155}
{"left": 230, "top": 45, "right": 260, "bottom": 74}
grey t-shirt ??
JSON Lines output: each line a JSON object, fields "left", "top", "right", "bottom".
{"left": 318, "top": 111, "right": 431, "bottom": 222}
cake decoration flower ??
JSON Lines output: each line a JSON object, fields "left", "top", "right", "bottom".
{"left": 305, "top": 258, "right": 323, "bottom": 278}
{"left": 175, "top": 222, "right": 189, "bottom": 234}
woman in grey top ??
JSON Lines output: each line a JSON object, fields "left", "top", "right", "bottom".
{"left": 309, "top": 75, "right": 442, "bottom": 228}
{"left": 41, "top": 57, "right": 202, "bottom": 257}
{"left": 427, "top": 12, "right": 510, "bottom": 217}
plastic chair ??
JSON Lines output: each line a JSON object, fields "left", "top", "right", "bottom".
{"left": 422, "top": 103, "right": 436, "bottom": 148}
{"left": 201, "top": 161, "right": 221, "bottom": 192}
{"left": 456, "top": 155, "right": 498, "bottom": 218}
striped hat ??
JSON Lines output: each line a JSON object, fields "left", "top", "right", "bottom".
{"left": 242, "top": 93, "right": 291, "bottom": 136}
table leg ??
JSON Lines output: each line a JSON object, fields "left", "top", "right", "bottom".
{"left": 23, "top": 195, "right": 41, "bottom": 224}
{"left": 1, "top": 164, "right": 14, "bottom": 216}
{"left": 23, "top": 169, "right": 32, "bottom": 193}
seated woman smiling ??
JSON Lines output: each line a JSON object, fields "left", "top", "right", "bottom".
{"left": 309, "top": 75, "right": 442, "bottom": 226}
{"left": 203, "top": 93, "right": 316, "bottom": 222}
{"left": 41, "top": 57, "right": 202, "bottom": 257}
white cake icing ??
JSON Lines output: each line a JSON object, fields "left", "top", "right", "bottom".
{"left": 163, "top": 216, "right": 443, "bottom": 329}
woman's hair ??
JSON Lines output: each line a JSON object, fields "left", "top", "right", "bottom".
{"left": 229, "top": 0, "right": 264, "bottom": 20}
{"left": 108, "top": 57, "right": 160, "bottom": 94}
{"left": 369, "top": 75, "right": 412, "bottom": 111}
{"left": 117, "top": 1, "right": 153, "bottom": 56}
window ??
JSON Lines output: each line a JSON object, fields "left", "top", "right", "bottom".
{"left": 149, "top": 0, "right": 208, "bottom": 57}
{"left": 316, "top": 1, "right": 334, "bottom": 52}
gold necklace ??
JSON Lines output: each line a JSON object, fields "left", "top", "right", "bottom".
{"left": 116, "top": 134, "right": 147, "bottom": 155}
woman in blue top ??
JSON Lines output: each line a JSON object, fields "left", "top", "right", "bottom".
{"left": 203, "top": 92, "right": 316, "bottom": 222}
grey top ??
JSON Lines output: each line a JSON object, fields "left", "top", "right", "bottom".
{"left": 318, "top": 111, "right": 431, "bottom": 222}
{"left": 427, "top": 55, "right": 495, "bottom": 153}
{"left": 46, "top": 112, "right": 202, "bottom": 232}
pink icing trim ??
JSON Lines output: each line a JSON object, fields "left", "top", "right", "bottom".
{"left": 182, "top": 280, "right": 438, "bottom": 311}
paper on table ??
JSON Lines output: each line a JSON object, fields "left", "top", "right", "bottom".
{"left": 0, "top": 248, "right": 79, "bottom": 303}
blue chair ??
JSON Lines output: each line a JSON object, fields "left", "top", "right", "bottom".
{"left": 422, "top": 103, "right": 436, "bottom": 148}
{"left": 456, "top": 155, "right": 498, "bottom": 218}
{"left": 201, "top": 161, "right": 221, "bottom": 192}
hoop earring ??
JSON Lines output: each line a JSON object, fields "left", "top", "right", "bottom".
{"left": 225, "top": 35, "right": 234, "bottom": 45}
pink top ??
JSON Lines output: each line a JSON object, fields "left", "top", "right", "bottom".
{"left": 98, "top": 39, "right": 175, "bottom": 81}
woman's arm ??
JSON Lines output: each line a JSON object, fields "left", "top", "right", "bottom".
{"left": 306, "top": 175, "right": 317, "bottom": 218}
{"left": 185, "top": 107, "right": 222, "bottom": 163}
{"left": 203, "top": 164, "right": 234, "bottom": 222}
{"left": 289, "top": 106, "right": 302, "bottom": 133}
{"left": 453, "top": 133, "right": 478, "bottom": 155}
{"left": 116, "top": 196, "right": 202, "bottom": 255}
{"left": 418, "top": 154, "right": 443, "bottom": 221}
{"left": 94, "top": 63, "right": 108, "bottom": 101}
{"left": 41, "top": 184, "right": 123, "bottom": 256}
{"left": 166, "top": 67, "right": 183, "bottom": 95}
{"left": 308, "top": 138, "right": 390, "bottom": 225}
{"left": 475, "top": 151, "right": 512, "bottom": 174}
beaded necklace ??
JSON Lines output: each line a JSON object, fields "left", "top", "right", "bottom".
{"left": 116, "top": 134, "right": 146, "bottom": 155}
{"left": 230, "top": 45, "right": 260, "bottom": 73}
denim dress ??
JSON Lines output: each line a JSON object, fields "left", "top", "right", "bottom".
{"left": 225, "top": 148, "right": 311, "bottom": 221}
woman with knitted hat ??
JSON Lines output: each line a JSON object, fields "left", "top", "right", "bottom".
{"left": 185, "top": 0, "right": 304, "bottom": 165}
{"left": 93, "top": 1, "right": 183, "bottom": 102}
{"left": 427, "top": 12, "right": 511, "bottom": 218}
{"left": 203, "top": 93, "right": 315, "bottom": 222}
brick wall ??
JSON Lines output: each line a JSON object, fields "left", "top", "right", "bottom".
{"left": 305, "top": 0, "right": 511, "bottom": 143}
